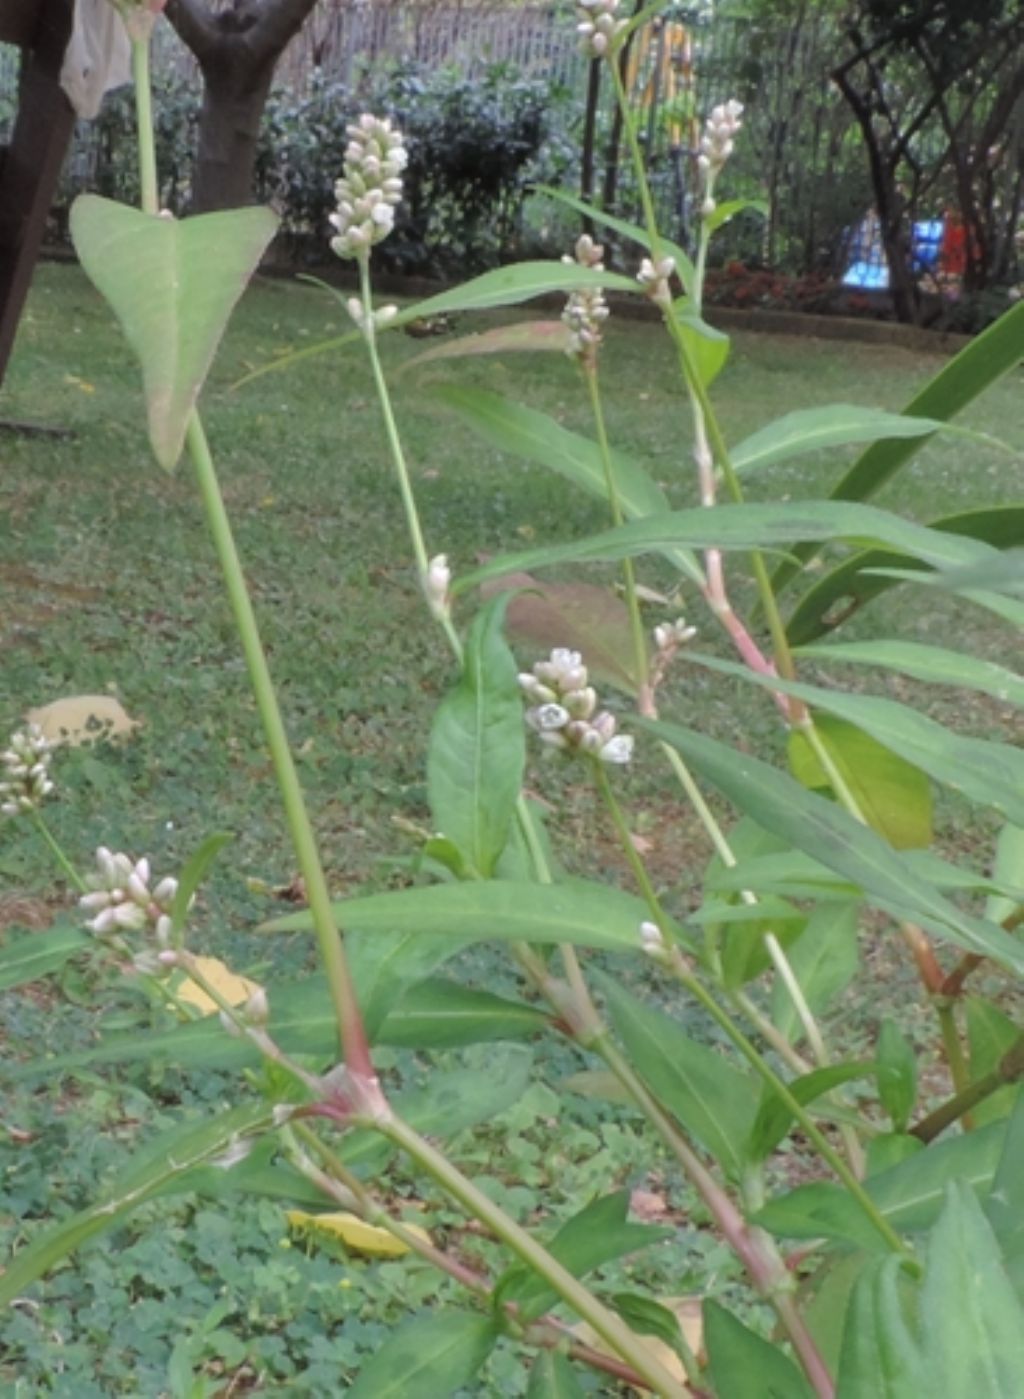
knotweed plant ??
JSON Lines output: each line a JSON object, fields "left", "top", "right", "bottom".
{"left": 4, "top": 3, "right": 1024, "bottom": 1397}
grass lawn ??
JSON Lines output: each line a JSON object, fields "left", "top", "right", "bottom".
{"left": 1, "top": 262, "right": 1022, "bottom": 1394}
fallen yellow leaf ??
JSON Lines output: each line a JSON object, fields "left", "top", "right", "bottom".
{"left": 285, "top": 1210, "right": 432, "bottom": 1258}
{"left": 27, "top": 695, "right": 139, "bottom": 746}
{"left": 175, "top": 955, "right": 262, "bottom": 1014}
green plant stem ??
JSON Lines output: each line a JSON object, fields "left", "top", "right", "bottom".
{"left": 607, "top": 57, "right": 799, "bottom": 689}
{"left": 131, "top": 37, "right": 158, "bottom": 217}
{"left": 185, "top": 412, "right": 375, "bottom": 1083}
{"left": 935, "top": 999, "right": 975, "bottom": 1128}
{"left": 380, "top": 1115, "right": 689, "bottom": 1398}
{"left": 289, "top": 1122, "right": 492, "bottom": 1296}
{"left": 911, "top": 1031, "right": 1024, "bottom": 1143}
{"left": 31, "top": 812, "right": 87, "bottom": 893}
{"left": 593, "top": 760, "right": 905, "bottom": 1254}
{"left": 796, "top": 717, "right": 948, "bottom": 995}
{"left": 593, "top": 1031, "right": 833, "bottom": 1398}
{"left": 173, "top": 950, "right": 324, "bottom": 1093}
{"left": 585, "top": 364, "right": 651, "bottom": 709}
{"left": 357, "top": 257, "right": 463, "bottom": 660}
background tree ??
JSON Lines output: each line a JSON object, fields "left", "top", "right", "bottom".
{"left": 832, "top": 0, "right": 1024, "bottom": 321}
{"left": 164, "top": 0, "right": 320, "bottom": 211}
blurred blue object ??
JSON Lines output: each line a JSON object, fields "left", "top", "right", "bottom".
{"left": 842, "top": 214, "right": 943, "bottom": 288}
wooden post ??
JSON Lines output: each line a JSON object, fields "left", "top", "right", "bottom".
{"left": 0, "top": 0, "right": 76, "bottom": 389}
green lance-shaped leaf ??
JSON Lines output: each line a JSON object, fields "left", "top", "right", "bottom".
{"left": 69, "top": 196, "right": 279, "bottom": 470}
{"left": 796, "top": 639, "right": 1024, "bottom": 712}
{"left": 402, "top": 318, "right": 570, "bottom": 369}
{"left": 966, "top": 997, "right": 1022, "bottom": 1128}
{"left": 264, "top": 877, "right": 685, "bottom": 954}
{"left": 876, "top": 1021, "right": 917, "bottom": 1133}
{"left": 986, "top": 822, "right": 1024, "bottom": 928}
{"left": 712, "top": 845, "right": 1024, "bottom": 906}
{"left": 495, "top": 1189, "right": 673, "bottom": 1323}
{"left": 704, "top": 197, "right": 770, "bottom": 236}
{"left": 434, "top": 385, "right": 703, "bottom": 586}
{"left": 749, "top": 1061, "right": 875, "bottom": 1162}
{"left": 771, "top": 901, "right": 860, "bottom": 1046}
{"left": 639, "top": 718, "right": 1024, "bottom": 975}
{"left": 671, "top": 298, "right": 732, "bottom": 387}
{"left": 0, "top": 1103, "right": 273, "bottom": 1305}
{"left": 427, "top": 594, "right": 524, "bottom": 879}
{"left": 454, "top": 499, "right": 994, "bottom": 596}
{"left": 731, "top": 403, "right": 946, "bottom": 477}
{"left": 10, "top": 976, "right": 549, "bottom": 1078}
{"left": 0, "top": 922, "right": 90, "bottom": 992}
{"left": 704, "top": 1300, "right": 815, "bottom": 1399}
{"left": 835, "top": 1255, "right": 925, "bottom": 1398}
{"left": 688, "top": 651, "right": 1024, "bottom": 831}
{"left": 919, "top": 1182, "right": 1024, "bottom": 1396}
{"left": 346, "top": 1310, "right": 499, "bottom": 1399}
{"left": 785, "top": 505, "right": 1024, "bottom": 645}
{"left": 755, "top": 1116, "right": 1009, "bottom": 1248}
{"left": 526, "top": 1350, "right": 587, "bottom": 1399}
{"left": 170, "top": 830, "right": 233, "bottom": 938}
{"left": 769, "top": 297, "right": 1024, "bottom": 598}
{"left": 986, "top": 1092, "right": 1024, "bottom": 1294}
{"left": 237, "top": 260, "right": 645, "bottom": 389}
{"left": 595, "top": 972, "right": 756, "bottom": 1179}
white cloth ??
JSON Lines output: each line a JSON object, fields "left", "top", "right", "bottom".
{"left": 60, "top": 0, "right": 133, "bottom": 120}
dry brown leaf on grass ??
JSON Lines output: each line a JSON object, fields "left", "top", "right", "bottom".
{"left": 481, "top": 571, "right": 645, "bottom": 694}
{"left": 27, "top": 695, "right": 139, "bottom": 746}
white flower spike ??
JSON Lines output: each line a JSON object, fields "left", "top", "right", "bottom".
{"left": 329, "top": 115, "right": 407, "bottom": 261}
{"left": 0, "top": 723, "right": 55, "bottom": 817}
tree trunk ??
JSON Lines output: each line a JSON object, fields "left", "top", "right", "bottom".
{"left": 165, "top": 0, "right": 319, "bottom": 213}
{"left": 193, "top": 58, "right": 274, "bottom": 211}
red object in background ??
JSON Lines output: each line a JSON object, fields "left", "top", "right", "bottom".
{"left": 940, "top": 214, "right": 967, "bottom": 276}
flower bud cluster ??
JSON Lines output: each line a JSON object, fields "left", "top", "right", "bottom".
{"left": 575, "top": 0, "right": 628, "bottom": 58}
{"left": 562, "top": 235, "right": 610, "bottom": 365}
{"left": 79, "top": 846, "right": 179, "bottom": 947}
{"left": 423, "top": 554, "right": 452, "bottom": 622}
{"left": 637, "top": 255, "right": 676, "bottom": 310}
{"left": 344, "top": 298, "right": 399, "bottom": 333}
{"left": 653, "top": 617, "right": 698, "bottom": 653}
{"left": 329, "top": 115, "right": 407, "bottom": 260}
{"left": 0, "top": 724, "right": 54, "bottom": 817}
{"left": 698, "top": 100, "right": 744, "bottom": 186}
{"left": 519, "top": 648, "right": 633, "bottom": 764}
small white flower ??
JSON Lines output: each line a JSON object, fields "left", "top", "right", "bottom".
{"left": 529, "top": 703, "right": 571, "bottom": 732}
{"left": 599, "top": 734, "right": 634, "bottom": 764}
{"left": 423, "top": 554, "right": 452, "bottom": 621}
{"left": 639, "top": 920, "right": 664, "bottom": 954}
{"left": 638, "top": 255, "right": 676, "bottom": 310}
{"left": 244, "top": 987, "right": 270, "bottom": 1026}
